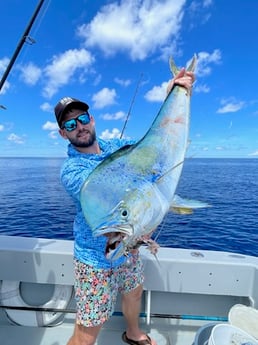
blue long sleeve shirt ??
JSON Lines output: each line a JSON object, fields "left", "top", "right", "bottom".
{"left": 60, "top": 138, "right": 135, "bottom": 269}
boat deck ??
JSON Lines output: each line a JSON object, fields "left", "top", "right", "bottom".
{"left": 0, "top": 313, "right": 214, "bottom": 345}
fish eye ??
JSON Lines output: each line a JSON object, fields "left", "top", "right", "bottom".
{"left": 121, "top": 209, "right": 128, "bottom": 218}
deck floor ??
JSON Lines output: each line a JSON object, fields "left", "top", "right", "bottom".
{"left": 0, "top": 313, "right": 215, "bottom": 345}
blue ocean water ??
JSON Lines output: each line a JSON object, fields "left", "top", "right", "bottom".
{"left": 0, "top": 157, "right": 257, "bottom": 257}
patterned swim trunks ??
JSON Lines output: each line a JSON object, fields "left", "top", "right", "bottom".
{"left": 73, "top": 254, "right": 144, "bottom": 327}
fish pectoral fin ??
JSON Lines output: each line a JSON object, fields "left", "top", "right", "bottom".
{"left": 170, "top": 194, "right": 211, "bottom": 214}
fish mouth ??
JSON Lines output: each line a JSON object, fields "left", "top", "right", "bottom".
{"left": 94, "top": 224, "right": 133, "bottom": 259}
{"left": 105, "top": 233, "right": 127, "bottom": 257}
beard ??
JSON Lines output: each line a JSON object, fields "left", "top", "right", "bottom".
{"left": 69, "top": 128, "right": 97, "bottom": 148}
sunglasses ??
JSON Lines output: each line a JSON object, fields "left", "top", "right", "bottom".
{"left": 61, "top": 113, "right": 91, "bottom": 132}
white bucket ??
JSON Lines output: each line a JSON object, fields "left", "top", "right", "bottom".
{"left": 208, "top": 324, "right": 258, "bottom": 345}
{"left": 229, "top": 304, "right": 258, "bottom": 339}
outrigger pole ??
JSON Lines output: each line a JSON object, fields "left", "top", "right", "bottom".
{"left": 0, "top": 0, "right": 45, "bottom": 93}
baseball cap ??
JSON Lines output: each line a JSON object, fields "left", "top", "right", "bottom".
{"left": 54, "top": 97, "right": 89, "bottom": 127}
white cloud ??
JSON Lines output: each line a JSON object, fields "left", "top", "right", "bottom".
{"left": 93, "top": 74, "right": 102, "bottom": 86}
{"left": 196, "top": 49, "right": 222, "bottom": 77}
{"left": 144, "top": 81, "right": 168, "bottom": 102}
{"left": 19, "top": 62, "right": 41, "bottom": 85}
{"left": 215, "top": 146, "right": 226, "bottom": 151}
{"left": 100, "top": 128, "right": 122, "bottom": 139}
{"left": 188, "top": 1, "right": 213, "bottom": 28}
{"left": 0, "top": 124, "right": 4, "bottom": 131}
{"left": 203, "top": 0, "right": 213, "bottom": 7}
{"left": 42, "top": 121, "right": 59, "bottom": 131}
{"left": 92, "top": 88, "right": 117, "bottom": 108}
{"left": 114, "top": 78, "right": 131, "bottom": 87}
{"left": 248, "top": 150, "right": 258, "bottom": 156}
{"left": 217, "top": 99, "right": 245, "bottom": 114}
{"left": 77, "top": 0, "right": 186, "bottom": 60}
{"left": 40, "top": 102, "right": 53, "bottom": 112}
{"left": 8, "top": 133, "right": 25, "bottom": 144}
{"left": 42, "top": 121, "right": 59, "bottom": 140}
{"left": 48, "top": 131, "right": 58, "bottom": 139}
{"left": 43, "top": 49, "right": 94, "bottom": 98}
{"left": 0, "top": 57, "right": 9, "bottom": 72}
{"left": 194, "top": 83, "right": 210, "bottom": 93}
{"left": 100, "top": 111, "right": 126, "bottom": 121}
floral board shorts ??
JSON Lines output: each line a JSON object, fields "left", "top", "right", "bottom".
{"left": 73, "top": 254, "right": 144, "bottom": 327}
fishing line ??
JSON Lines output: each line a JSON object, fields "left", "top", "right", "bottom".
{"left": 120, "top": 73, "right": 143, "bottom": 139}
{"left": 30, "top": 0, "right": 51, "bottom": 39}
{"left": 153, "top": 220, "right": 165, "bottom": 243}
{"left": 17, "top": 0, "right": 51, "bottom": 66}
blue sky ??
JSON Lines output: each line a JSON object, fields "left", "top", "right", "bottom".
{"left": 0, "top": 0, "right": 258, "bottom": 158}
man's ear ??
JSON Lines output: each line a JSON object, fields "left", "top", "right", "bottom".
{"left": 89, "top": 115, "right": 95, "bottom": 125}
{"left": 59, "top": 128, "right": 68, "bottom": 139}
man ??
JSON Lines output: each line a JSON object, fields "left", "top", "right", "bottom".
{"left": 54, "top": 68, "right": 194, "bottom": 345}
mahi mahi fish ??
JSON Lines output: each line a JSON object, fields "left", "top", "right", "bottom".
{"left": 80, "top": 55, "right": 208, "bottom": 260}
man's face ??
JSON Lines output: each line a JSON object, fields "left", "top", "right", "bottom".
{"left": 59, "top": 108, "right": 97, "bottom": 148}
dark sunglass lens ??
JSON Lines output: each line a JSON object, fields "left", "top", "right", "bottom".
{"left": 78, "top": 114, "right": 90, "bottom": 125}
{"left": 64, "top": 119, "right": 77, "bottom": 131}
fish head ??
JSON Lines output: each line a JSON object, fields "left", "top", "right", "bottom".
{"left": 81, "top": 180, "right": 167, "bottom": 260}
{"left": 92, "top": 199, "right": 139, "bottom": 259}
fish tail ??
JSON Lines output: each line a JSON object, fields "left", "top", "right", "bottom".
{"left": 186, "top": 54, "right": 197, "bottom": 72}
{"left": 169, "top": 54, "right": 197, "bottom": 76}
{"left": 169, "top": 57, "right": 181, "bottom": 77}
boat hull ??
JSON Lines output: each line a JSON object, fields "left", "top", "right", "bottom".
{"left": 0, "top": 235, "right": 257, "bottom": 344}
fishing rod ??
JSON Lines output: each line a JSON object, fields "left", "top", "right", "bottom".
{"left": 0, "top": 304, "right": 228, "bottom": 322}
{"left": 120, "top": 73, "right": 143, "bottom": 138}
{"left": 0, "top": 0, "right": 46, "bottom": 94}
